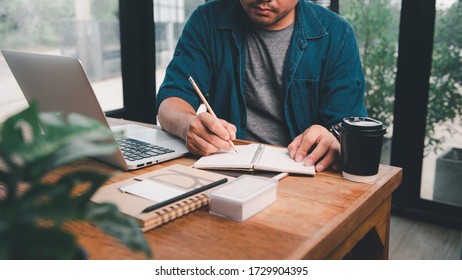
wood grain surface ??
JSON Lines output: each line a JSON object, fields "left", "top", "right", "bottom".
{"left": 63, "top": 155, "right": 401, "bottom": 260}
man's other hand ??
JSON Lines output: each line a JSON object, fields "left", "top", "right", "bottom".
{"left": 287, "top": 125, "right": 340, "bottom": 172}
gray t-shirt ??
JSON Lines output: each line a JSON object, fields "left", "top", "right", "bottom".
{"left": 244, "top": 24, "right": 294, "bottom": 146}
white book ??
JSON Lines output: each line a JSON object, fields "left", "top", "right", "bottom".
{"left": 193, "top": 144, "right": 315, "bottom": 175}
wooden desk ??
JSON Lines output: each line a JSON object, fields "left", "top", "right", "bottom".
{"left": 66, "top": 120, "right": 402, "bottom": 260}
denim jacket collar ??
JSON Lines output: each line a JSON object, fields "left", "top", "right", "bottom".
{"left": 298, "top": 1, "right": 328, "bottom": 40}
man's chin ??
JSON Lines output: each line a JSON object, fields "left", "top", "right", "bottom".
{"left": 249, "top": 16, "right": 277, "bottom": 28}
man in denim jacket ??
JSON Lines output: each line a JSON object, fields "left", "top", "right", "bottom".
{"left": 157, "top": 0, "right": 367, "bottom": 172}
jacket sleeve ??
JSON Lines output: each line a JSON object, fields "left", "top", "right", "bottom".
{"left": 156, "top": 7, "right": 213, "bottom": 112}
{"left": 318, "top": 24, "right": 368, "bottom": 127}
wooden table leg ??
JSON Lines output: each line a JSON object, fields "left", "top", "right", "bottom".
{"left": 350, "top": 197, "right": 391, "bottom": 260}
{"left": 328, "top": 196, "right": 392, "bottom": 260}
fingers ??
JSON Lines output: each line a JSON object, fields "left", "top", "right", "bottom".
{"left": 219, "top": 119, "right": 237, "bottom": 141}
{"left": 287, "top": 134, "right": 302, "bottom": 159}
{"left": 185, "top": 112, "right": 237, "bottom": 155}
{"left": 309, "top": 140, "right": 340, "bottom": 172}
{"left": 287, "top": 125, "right": 340, "bottom": 172}
{"left": 185, "top": 131, "right": 221, "bottom": 155}
{"left": 199, "top": 113, "right": 232, "bottom": 140}
{"left": 295, "top": 132, "right": 320, "bottom": 165}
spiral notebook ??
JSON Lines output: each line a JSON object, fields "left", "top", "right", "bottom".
{"left": 91, "top": 164, "right": 232, "bottom": 232}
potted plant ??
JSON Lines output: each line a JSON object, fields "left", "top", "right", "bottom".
{"left": 433, "top": 147, "right": 462, "bottom": 206}
{"left": 0, "top": 103, "right": 151, "bottom": 259}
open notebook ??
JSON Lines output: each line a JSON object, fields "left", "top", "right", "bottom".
{"left": 193, "top": 144, "right": 315, "bottom": 175}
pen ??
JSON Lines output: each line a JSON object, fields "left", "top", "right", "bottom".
{"left": 141, "top": 177, "right": 228, "bottom": 213}
{"left": 272, "top": 172, "right": 289, "bottom": 181}
{"left": 188, "top": 76, "right": 238, "bottom": 153}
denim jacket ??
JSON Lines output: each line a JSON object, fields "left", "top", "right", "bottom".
{"left": 157, "top": 0, "right": 367, "bottom": 140}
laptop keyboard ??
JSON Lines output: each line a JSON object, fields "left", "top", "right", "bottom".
{"left": 115, "top": 136, "right": 175, "bottom": 162}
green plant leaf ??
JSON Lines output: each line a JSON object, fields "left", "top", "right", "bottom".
{"left": 86, "top": 203, "right": 152, "bottom": 258}
{"left": 56, "top": 169, "right": 111, "bottom": 207}
{"left": 1, "top": 104, "right": 151, "bottom": 259}
{"left": 0, "top": 102, "right": 42, "bottom": 152}
{"left": 13, "top": 112, "right": 117, "bottom": 179}
{"left": 0, "top": 170, "right": 17, "bottom": 207}
{"left": 5, "top": 225, "right": 79, "bottom": 260}
{"left": 18, "top": 170, "right": 110, "bottom": 226}
{"left": 0, "top": 105, "right": 116, "bottom": 181}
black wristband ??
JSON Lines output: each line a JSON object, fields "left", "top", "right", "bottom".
{"left": 328, "top": 123, "right": 341, "bottom": 141}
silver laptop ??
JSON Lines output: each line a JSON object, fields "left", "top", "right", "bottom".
{"left": 2, "top": 50, "right": 188, "bottom": 170}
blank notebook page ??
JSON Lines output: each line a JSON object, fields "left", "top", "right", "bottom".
{"left": 193, "top": 144, "right": 260, "bottom": 169}
{"left": 254, "top": 145, "right": 315, "bottom": 175}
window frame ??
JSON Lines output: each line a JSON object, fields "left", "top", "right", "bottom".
{"left": 107, "top": 0, "right": 157, "bottom": 124}
{"left": 391, "top": 0, "right": 462, "bottom": 228}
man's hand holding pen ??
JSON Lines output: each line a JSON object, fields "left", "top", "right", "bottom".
{"left": 186, "top": 76, "right": 238, "bottom": 156}
{"left": 185, "top": 111, "right": 237, "bottom": 156}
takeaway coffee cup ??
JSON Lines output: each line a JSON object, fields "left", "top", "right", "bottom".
{"left": 337, "top": 117, "right": 386, "bottom": 183}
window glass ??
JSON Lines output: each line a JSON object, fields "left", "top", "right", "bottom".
{"left": 420, "top": 0, "right": 462, "bottom": 206}
{"left": 154, "top": 0, "right": 203, "bottom": 93}
{"left": 311, "top": 0, "right": 334, "bottom": 9}
{"left": 340, "top": 0, "right": 402, "bottom": 164}
{"left": 0, "top": 0, "right": 122, "bottom": 122}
